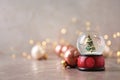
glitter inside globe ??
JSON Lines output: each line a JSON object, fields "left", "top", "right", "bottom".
{"left": 77, "top": 31, "right": 105, "bottom": 55}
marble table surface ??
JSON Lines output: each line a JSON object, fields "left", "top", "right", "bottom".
{"left": 0, "top": 53, "right": 120, "bottom": 80}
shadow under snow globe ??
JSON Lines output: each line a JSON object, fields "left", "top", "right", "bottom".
{"left": 77, "top": 31, "right": 105, "bottom": 71}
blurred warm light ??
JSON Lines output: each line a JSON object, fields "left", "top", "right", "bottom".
{"left": 52, "top": 41, "right": 58, "bottom": 48}
{"left": 104, "top": 34, "right": 109, "bottom": 40}
{"left": 85, "top": 21, "right": 91, "bottom": 27}
{"left": 11, "top": 54, "right": 16, "bottom": 59}
{"left": 116, "top": 32, "right": 120, "bottom": 37}
{"left": 106, "top": 40, "right": 111, "bottom": 46}
{"left": 36, "top": 42, "right": 41, "bottom": 45}
{"left": 46, "top": 38, "right": 50, "bottom": 43}
{"left": 75, "top": 30, "right": 82, "bottom": 36}
{"left": 85, "top": 21, "right": 91, "bottom": 31}
{"left": 103, "top": 45, "right": 113, "bottom": 58}
{"left": 117, "top": 51, "right": 120, "bottom": 57}
{"left": 42, "top": 41, "right": 47, "bottom": 46}
{"left": 71, "top": 17, "right": 78, "bottom": 23}
{"left": 61, "top": 28, "right": 67, "bottom": 34}
{"left": 117, "top": 58, "right": 120, "bottom": 64}
{"left": 113, "top": 34, "right": 117, "bottom": 38}
{"left": 53, "top": 41, "right": 58, "bottom": 46}
{"left": 65, "top": 42, "right": 70, "bottom": 45}
{"left": 104, "top": 45, "right": 110, "bottom": 52}
{"left": 29, "top": 39, "right": 34, "bottom": 45}
{"left": 86, "top": 26, "right": 90, "bottom": 31}
{"left": 27, "top": 54, "right": 32, "bottom": 60}
{"left": 60, "top": 39, "right": 65, "bottom": 44}
{"left": 79, "top": 32, "right": 83, "bottom": 35}
{"left": 10, "top": 47, "right": 15, "bottom": 51}
{"left": 108, "top": 52, "right": 113, "bottom": 57}
{"left": 22, "top": 52, "right": 28, "bottom": 57}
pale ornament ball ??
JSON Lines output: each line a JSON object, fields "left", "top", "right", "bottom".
{"left": 31, "top": 44, "right": 47, "bottom": 60}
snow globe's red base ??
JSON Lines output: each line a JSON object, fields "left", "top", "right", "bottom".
{"left": 77, "top": 55, "right": 105, "bottom": 71}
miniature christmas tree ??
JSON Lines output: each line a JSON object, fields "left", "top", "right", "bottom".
{"left": 86, "top": 35, "right": 96, "bottom": 52}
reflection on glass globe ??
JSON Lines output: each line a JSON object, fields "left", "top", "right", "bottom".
{"left": 77, "top": 31, "right": 105, "bottom": 55}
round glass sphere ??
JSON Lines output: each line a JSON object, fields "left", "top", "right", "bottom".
{"left": 77, "top": 31, "right": 105, "bottom": 55}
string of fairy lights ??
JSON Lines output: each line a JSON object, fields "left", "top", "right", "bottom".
{"left": 8, "top": 17, "right": 120, "bottom": 64}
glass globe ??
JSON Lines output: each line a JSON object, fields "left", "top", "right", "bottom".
{"left": 77, "top": 31, "right": 105, "bottom": 55}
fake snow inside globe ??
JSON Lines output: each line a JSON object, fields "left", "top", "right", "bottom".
{"left": 77, "top": 31, "right": 105, "bottom": 55}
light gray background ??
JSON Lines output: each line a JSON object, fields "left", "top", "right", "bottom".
{"left": 0, "top": 0, "right": 120, "bottom": 54}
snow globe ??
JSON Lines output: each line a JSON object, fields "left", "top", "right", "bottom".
{"left": 77, "top": 31, "right": 105, "bottom": 71}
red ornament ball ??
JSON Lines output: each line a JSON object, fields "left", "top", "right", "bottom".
{"left": 61, "top": 45, "right": 68, "bottom": 53}
{"left": 61, "top": 45, "right": 74, "bottom": 53}
{"left": 55, "top": 45, "right": 63, "bottom": 56}
{"left": 64, "top": 48, "right": 80, "bottom": 67}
